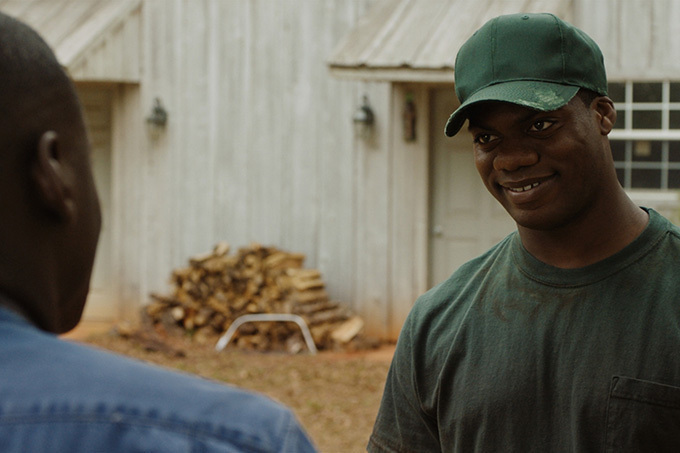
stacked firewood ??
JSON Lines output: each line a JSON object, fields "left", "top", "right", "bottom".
{"left": 144, "top": 242, "right": 365, "bottom": 352}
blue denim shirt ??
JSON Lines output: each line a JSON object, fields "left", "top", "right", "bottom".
{"left": 0, "top": 306, "right": 317, "bottom": 452}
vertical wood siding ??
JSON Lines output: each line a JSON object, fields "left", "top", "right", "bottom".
{"left": 108, "top": 0, "right": 422, "bottom": 337}
{"left": 389, "top": 84, "right": 430, "bottom": 336}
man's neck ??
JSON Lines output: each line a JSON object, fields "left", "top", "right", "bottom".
{"left": 517, "top": 199, "right": 649, "bottom": 269}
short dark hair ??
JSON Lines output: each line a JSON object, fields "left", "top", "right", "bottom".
{"left": 0, "top": 13, "right": 82, "bottom": 150}
{"left": 0, "top": 13, "right": 67, "bottom": 101}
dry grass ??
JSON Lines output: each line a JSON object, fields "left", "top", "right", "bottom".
{"left": 79, "top": 331, "right": 392, "bottom": 452}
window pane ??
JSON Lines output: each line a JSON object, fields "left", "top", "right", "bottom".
{"left": 631, "top": 169, "right": 661, "bottom": 188}
{"left": 670, "top": 111, "right": 680, "bottom": 129}
{"left": 633, "top": 82, "right": 662, "bottom": 102}
{"left": 670, "top": 170, "right": 680, "bottom": 189}
{"left": 632, "top": 141, "right": 662, "bottom": 162}
{"left": 671, "top": 83, "right": 680, "bottom": 102}
{"left": 670, "top": 141, "right": 680, "bottom": 162}
{"left": 613, "top": 110, "right": 626, "bottom": 129}
{"left": 633, "top": 110, "right": 662, "bottom": 129}
{"left": 611, "top": 141, "right": 626, "bottom": 162}
{"left": 609, "top": 82, "right": 626, "bottom": 103}
{"left": 616, "top": 168, "right": 626, "bottom": 188}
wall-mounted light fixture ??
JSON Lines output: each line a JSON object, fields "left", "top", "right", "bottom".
{"left": 353, "top": 95, "right": 374, "bottom": 139}
{"left": 146, "top": 97, "right": 168, "bottom": 138}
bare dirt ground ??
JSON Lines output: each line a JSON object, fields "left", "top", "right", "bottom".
{"left": 68, "top": 326, "right": 393, "bottom": 452}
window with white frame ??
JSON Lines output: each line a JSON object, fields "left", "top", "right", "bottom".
{"left": 608, "top": 81, "right": 680, "bottom": 190}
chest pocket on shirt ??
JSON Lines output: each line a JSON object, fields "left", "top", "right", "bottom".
{"left": 605, "top": 376, "right": 680, "bottom": 452}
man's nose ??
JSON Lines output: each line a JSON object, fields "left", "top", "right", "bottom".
{"left": 493, "top": 141, "right": 539, "bottom": 172}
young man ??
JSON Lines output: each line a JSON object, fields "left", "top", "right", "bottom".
{"left": 369, "top": 13, "right": 680, "bottom": 452}
{"left": 0, "top": 12, "right": 316, "bottom": 452}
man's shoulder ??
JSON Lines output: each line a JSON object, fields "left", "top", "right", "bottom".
{"left": 415, "top": 232, "right": 517, "bottom": 311}
{"left": 642, "top": 208, "right": 680, "bottom": 255}
{"left": 0, "top": 320, "right": 285, "bottom": 415}
{"left": 0, "top": 314, "right": 315, "bottom": 452}
{"left": 401, "top": 232, "right": 517, "bottom": 343}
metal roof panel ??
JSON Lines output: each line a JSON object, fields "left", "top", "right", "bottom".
{"left": 0, "top": 0, "right": 141, "bottom": 81}
{"left": 329, "top": 0, "right": 574, "bottom": 81}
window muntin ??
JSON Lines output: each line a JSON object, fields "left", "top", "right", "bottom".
{"left": 609, "top": 81, "right": 680, "bottom": 190}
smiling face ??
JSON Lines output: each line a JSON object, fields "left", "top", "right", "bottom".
{"left": 467, "top": 95, "right": 617, "bottom": 232}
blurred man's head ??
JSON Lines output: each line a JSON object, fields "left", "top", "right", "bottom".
{"left": 0, "top": 12, "right": 101, "bottom": 333}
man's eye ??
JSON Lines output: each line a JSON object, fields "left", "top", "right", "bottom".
{"left": 474, "top": 134, "right": 495, "bottom": 144}
{"left": 529, "top": 120, "right": 554, "bottom": 132}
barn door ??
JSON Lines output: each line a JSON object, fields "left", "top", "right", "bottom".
{"left": 76, "top": 85, "right": 116, "bottom": 321}
{"left": 428, "top": 87, "right": 516, "bottom": 287}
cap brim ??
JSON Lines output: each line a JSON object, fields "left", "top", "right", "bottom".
{"left": 444, "top": 81, "right": 580, "bottom": 137}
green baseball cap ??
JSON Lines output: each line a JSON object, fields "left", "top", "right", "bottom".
{"left": 444, "top": 13, "right": 608, "bottom": 137}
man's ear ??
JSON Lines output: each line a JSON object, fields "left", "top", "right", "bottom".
{"left": 593, "top": 97, "right": 617, "bottom": 135}
{"left": 31, "top": 131, "right": 76, "bottom": 223}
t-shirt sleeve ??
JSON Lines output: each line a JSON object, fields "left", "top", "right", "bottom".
{"left": 367, "top": 313, "right": 441, "bottom": 452}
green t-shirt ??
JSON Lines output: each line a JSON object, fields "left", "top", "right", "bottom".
{"left": 370, "top": 209, "right": 680, "bottom": 452}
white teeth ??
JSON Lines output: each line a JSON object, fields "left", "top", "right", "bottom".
{"left": 508, "top": 182, "right": 540, "bottom": 193}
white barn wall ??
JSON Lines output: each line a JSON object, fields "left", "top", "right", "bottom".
{"left": 353, "top": 83, "right": 392, "bottom": 337}
{"left": 104, "top": 0, "right": 680, "bottom": 339}
{"left": 110, "top": 84, "right": 145, "bottom": 318}
{"left": 108, "top": 0, "right": 406, "bottom": 336}
{"left": 389, "top": 84, "right": 430, "bottom": 338}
